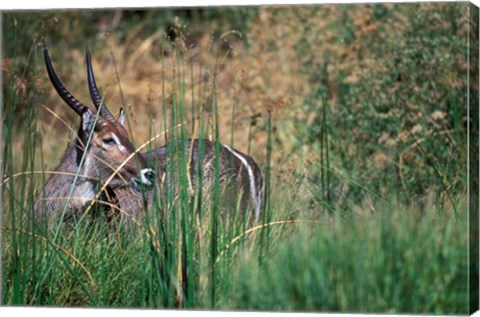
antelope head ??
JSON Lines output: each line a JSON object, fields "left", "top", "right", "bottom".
{"left": 44, "top": 47, "right": 155, "bottom": 192}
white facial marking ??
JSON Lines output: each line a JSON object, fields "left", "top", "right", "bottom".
{"left": 222, "top": 144, "right": 261, "bottom": 221}
{"left": 140, "top": 168, "right": 154, "bottom": 186}
{"left": 111, "top": 133, "right": 126, "bottom": 153}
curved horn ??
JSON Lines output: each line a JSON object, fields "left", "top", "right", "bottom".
{"left": 44, "top": 47, "right": 88, "bottom": 115}
{"left": 86, "top": 46, "right": 115, "bottom": 121}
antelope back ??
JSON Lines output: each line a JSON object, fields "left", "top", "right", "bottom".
{"left": 112, "top": 139, "right": 262, "bottom": 223}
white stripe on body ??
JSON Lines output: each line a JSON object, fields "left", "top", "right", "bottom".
{"left": 222, "top": 144, "right": 261, "bottom": 221}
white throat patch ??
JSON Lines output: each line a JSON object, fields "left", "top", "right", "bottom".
{"left": 73, "top": 181, "right": 97, "bottom": 206}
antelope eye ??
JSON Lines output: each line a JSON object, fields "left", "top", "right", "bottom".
{"left": 102, "top": 137, "right": 116, "bottom": 145}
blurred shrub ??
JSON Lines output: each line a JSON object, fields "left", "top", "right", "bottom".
{"left": 242, "top": 3, "right": 473, "bottom": 207}
{"left": 226, "top": 206, "right": 468, "bottom": 313}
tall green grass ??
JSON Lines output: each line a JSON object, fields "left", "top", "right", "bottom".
{"left": 226, "top": 204, "right": 468, "bottom": 314}
{"left": 1, "top": 18, "right": 472, "bottom": 314}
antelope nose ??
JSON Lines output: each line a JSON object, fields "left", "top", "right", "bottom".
{"left": 140, "top": 168, "right": 155, "bottom": 185}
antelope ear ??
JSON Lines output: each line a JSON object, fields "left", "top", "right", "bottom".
{"left": 81, "top": 109, "right": 96, "bottom": 133}
{"left": 118, "top": 108, "right": 125, "bottom": 126}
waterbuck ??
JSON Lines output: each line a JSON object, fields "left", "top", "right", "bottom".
{"left": 34, "top": 47, "right": 155, "bottom": 221}
{"left": 35, "top": 47, "right": 263, "bottom": 224}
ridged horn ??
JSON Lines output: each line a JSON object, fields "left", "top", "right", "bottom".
{"left": 44, "top": 47, "right": 88, "bottom": 115}
{"left": 86, "top": 46, "right": 115, "bottom": 121}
